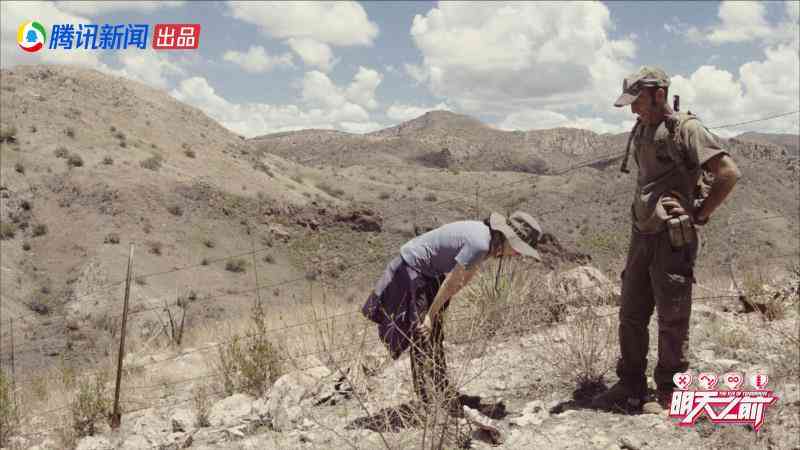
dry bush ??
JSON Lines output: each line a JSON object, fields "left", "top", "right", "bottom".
{"left": 0, "top": 372, "right": 18, "bottom": 448}
{"left": 54, "top": 146, "right": 69, "bottom": 158}
{"left": 0, "top": 124, "right": 17, "bottom": 142}
{"left": 215, "top": 304, "right": 283, "bottom": 396}
{"left": 66, "top": 154, "right": 83, "bottom": 167}
{"left": 1, "top": 222, "right": 16, "bottom": 240}
{"left": 14, "top": 162, "right": 24, "bottom": 174}
{"left": 192, "top": 383, "right": 212, "bottom": 428}
{"left": 69, "top": 371, "right": 111, "bottom": 437}
{"left": 140, "top": 155, "right": 163, "bottom": 171}
{"left": 225, "top": 258, "right": 247, "bottom": 273}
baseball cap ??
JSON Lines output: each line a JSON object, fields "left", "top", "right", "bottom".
{"left": 614, "top": 66, "right": 670, "bottom": 107}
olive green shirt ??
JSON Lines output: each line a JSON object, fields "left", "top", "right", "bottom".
{"left": 631, "top": 116, "right": 727, "bottom": 233}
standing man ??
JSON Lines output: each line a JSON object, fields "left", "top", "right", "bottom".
{"left": 592, "top": 66, "right": 741, "bottom": 413}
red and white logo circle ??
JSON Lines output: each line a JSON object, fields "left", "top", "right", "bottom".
{"left": 722, "top": 372, "right": 744, "bottom": 390}
{"left": 673, "top": 371, "right": 693, "bottom": 390}
{"left": 697, "top": 372, "right": 718, "bottom": 390}
{"left": 750, "top": 373, "right": 769, "bottom": 389}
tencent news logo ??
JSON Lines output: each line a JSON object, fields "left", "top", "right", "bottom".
{"left": 18, "top": 21, "right": 47, "bottom": 53}
{"left": 16, "top": 21, "right": 200, "bottom": 51}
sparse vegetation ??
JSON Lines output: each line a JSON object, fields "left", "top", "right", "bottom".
{"left": 192, "top": 383, "right": 212, "bottom": 427}
{"left": 66, "top": 154, "right": 84, "bottom": 167}
{"left": 0, "top": 222, "right": 17, "bottom": 239}
{"left": 65, "top": 127, "right": 76, "bottom": 138}
{"left": 147, "top": 240, "right": 163, "bottom": 255}
{"left": 167, "top": 204, "right": 184, "bottom": 216}
{"left": 102, "top": 156, "right": 114, "bottom": 165}
{"left": 203, "top": 238, "right": 215, "bottom": 248}
{"left": 423, "top": 193, "right": 437, "bottom": 202}
{"left": 54, "top": 146, "right": 69, "bottom": 158}
{"left": 22, "top": 241, "right": 31, "bottom": 251}
{"left": 184, "top": 148, "right": 196, "bottom": 158}
{"left": 216, "top": 304, "right": 283, "bottom": 396}
{"left": 253, "top": 161, "right": 274, "bottom": 177}
{"left": 263, "top": 254, "right": 275, "bottom": 264}
{"left": 0, "top": 372, "right": 18, "bottom": 447}
{"left": 69, "top": 371, "right": 111, "bottom": 438}
{"left": 225, "top": 258, "right": 247, "bottom": 273}
{"left": 378, "top": 191, "right": 391, "bottom": 200}
{"left": 0, "top": 124, "right": 18, "bottom": 143}
{"left": 201, "top": 257, "right": 210, "bottom": 266}
{"left": 14, "top": 162, "right": 24, "bottom": 174}
{"left": 140, "top": 155, "right": 163, "bottom": 171}
{"left": 32, "top": 223, "right": 48, "bottom": 237}
{"left": 104, "top": 232, "right": 120, "bottom": 244}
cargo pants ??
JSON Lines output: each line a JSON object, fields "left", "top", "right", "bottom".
{"left": 617, "top": 226, "right": 698, "bottom": 393}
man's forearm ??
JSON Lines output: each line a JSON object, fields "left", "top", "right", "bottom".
{"left": 697, "top": 155, "right": 740, "bottom": 222}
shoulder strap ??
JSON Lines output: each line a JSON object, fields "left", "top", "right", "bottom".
{"left": 664, "top": 112, "right": 701, "bottom": 171}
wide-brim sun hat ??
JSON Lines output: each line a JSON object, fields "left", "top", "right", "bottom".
{"left": 489, "top": 211, "right": 542, "bottom": 261}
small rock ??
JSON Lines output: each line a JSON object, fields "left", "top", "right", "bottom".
{"left": 209, "top": 393, "right": 255, "bottom": 427}
{"left": 171, "top": 408, "right": 194, "bottom": 432}
{"left": 76, "top": 436, "right": 112, "bottom": 450}
{"left": 619, "top": 435, "right": 645, "bottom": 450}
{"left": 119, "top": 435, "right": 150, "bottom": 450}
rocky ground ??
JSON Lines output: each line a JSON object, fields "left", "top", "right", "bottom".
{"left": 8, "top": 267, "right": 797, "bottom": 450}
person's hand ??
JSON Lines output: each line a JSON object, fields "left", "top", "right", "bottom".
{"left": 418, "top": 314, "right": 432, "bottom": 338}
{"left": 662, "top": 197, "right": 686, "bottom": 217}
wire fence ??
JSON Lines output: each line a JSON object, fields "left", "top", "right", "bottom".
{"left": 1, "top": 109, "right": 798, "bottom": 444}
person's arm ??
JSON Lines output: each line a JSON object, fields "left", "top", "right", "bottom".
{"left": 695, "top": 154, "right": 740, "bottom": 224}
{"left": 427, "top": 263, "right": 480, "bottom": 322}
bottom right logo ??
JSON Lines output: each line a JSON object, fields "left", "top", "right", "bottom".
{"left": 669, "top": 371, "right": 779, "bottom": 432}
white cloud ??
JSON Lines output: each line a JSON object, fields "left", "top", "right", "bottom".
{"left": 286, "top": 38, "right": 336, "bottom": 72}
{"left": 706, "top": 1, "right": 772, "bottom": 44}
{"left": 691, "top": 1, "right": 799, "bottom": 45}
{"left": 171, "top": 74, "right": 381, "bottom": 138}
{"left": 345, "top": 66, "right": 382, "bottom": 110}
{"left": 339, "top": 121, "right": 384, "bottom": 134}
{"left": 227, "top": 2, "right": 378, "bottom": 46}
{"left": 301, "top": 68, "right": 382, "bottom": 113}
{"left": 110, "top": 50, "right": 185, "bottom": 89}
{"left": 408, "top": 3, "right": 636, "bottom": 116}
{"left": 386, "top": 102, "right": 451, "bottom": 122}
{"left": 497, "top": 109, "right": 627, "bottom": 134}
{"left": 223, "top": 45, "right": 294, "bottom": 73}
{"left": 54, "top": 1, "right": 184, "bottom": 16}
{"left": 228, "top": 2, "right": 378, "bottom": 71}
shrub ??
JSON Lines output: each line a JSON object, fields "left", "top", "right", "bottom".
{"left": 140, "top": 155, "right": 163, "bottom": 171}
{"left": 184, "top": 149, "right": 196, "bottom": 158}
{"left": 65, "top": 127, "right": 76, "bottom": 138}
{"left": 167, "top": 205, "right": 183, "bottom": 216}
{"left": 0, "top": 372, "right": 18, "bottom": 447}
{"left": 203, "top": 238, "right": 215, "bottom": 248}
{"left": 263, "top": 254, "right": 275, "bottom": 264}
{"left": 201, "top": 257, "right": 210, "bottom": 266}
{"left": 0, "top": 125, "right": 17, "bottom": 143}
{"left": 22, "top": 241, "right": 31, "bottom": 251}
{"left": 225, "top": 258, "right": 247, "bottom": 273}
{"left": 119, "top": 141, "right": 127, "bottom": 148}
{"left": 70, "top": 371, "right": 111, "bottom": 437}
{"left": 0, "top": 223, "right": 16, "bottom": 240}
{"left": 14, "top": 162, "right": 24, "bottom": 174}
{"left": 378, "top": 192, "right": 391, "bottom": 200}
{"left": 104, "top": 233, "right": 120, "bottom": 244}
{"left": 67, "top": 154, "right": 84, "bottom": 167}
{"left": 192, "top": 384, "right": 212, "bottom": 427}
{"left": 113, "top": 130, "right": 125, "bottom": 140}
{"left": 216, "top": 304, "right": 282, "bottom": 396}
{"left": 54, "top": 146, "right": 69, "bottom": 158}
{"left": 19, "top": 199, "right": 31, "bottom": 211}
{"left": 102, "top": 156, "right": 114, "bottom": 165}
{"left": 32, "top": 223, "right": 48, "bottom": 237}
{"left": 423, "top": 193, "right": 437, "bottom": 202}
{"left": 147, "top": 240, "right": 163, "bottom": 255}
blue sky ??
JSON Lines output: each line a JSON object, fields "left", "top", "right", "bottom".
{"left": 2, "top": 1, "right": 798, "bottom": 137}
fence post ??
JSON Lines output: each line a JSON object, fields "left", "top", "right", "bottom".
{"left": 10, "top": 317, "right": 15, "bottom": 407}
{"left": 111, "top": 244, "right": 135, "bottom": 429}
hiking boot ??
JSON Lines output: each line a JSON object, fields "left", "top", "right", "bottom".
{"left": 642, "top": 390, "right": 672, "bottom": 415}
{"left": 590, "top": 382, "right": 646, "bottom": 412}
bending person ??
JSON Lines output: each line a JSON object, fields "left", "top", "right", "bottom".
{"left": 362, "top": 211, "right": 543, "bottom": 409}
